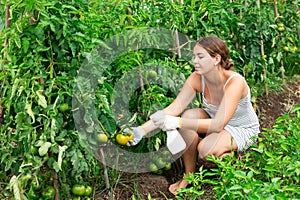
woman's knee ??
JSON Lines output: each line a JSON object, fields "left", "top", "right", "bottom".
{"left": 197, "top": 136, "right": 225, "bottom": 159}
{"left": 182, "top": 108, "right": 209, "bottom": 119}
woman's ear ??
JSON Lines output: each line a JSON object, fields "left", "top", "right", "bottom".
{"left": 214, "top": 54, "right": 222, "bottom": 65}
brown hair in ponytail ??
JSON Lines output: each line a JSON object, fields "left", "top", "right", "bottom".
{"left": 196, "top": 36, "right": 234, "bottom": 70}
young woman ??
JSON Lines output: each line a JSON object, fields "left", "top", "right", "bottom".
{"left": 126, "top": 36, "right": 260, "bottom": 195}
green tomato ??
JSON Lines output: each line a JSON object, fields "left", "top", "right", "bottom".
{"left": 154, "top": 169, "right": 163, "bottom": 175}
{"left": 162, "top": 150, "right": 172, "bottom": 161}
{"left": 42, "top": 185, "right": 55, "bottom": 200}
{"left": 184, "top": 65, "right": 191, "bottom": 70}
{"left": 148, "top": 163, "right": 158, "bottom": 172}
{"left": 154, "top": 157, "right": 167, "bottom": 168}
{"left": 290, "top": 46, "right": 298, "bottom": 53}
{"left": 278, "top": 26, "right": 285, "bottom": 32}
{"left": 188, "top": 26, "right": 194, "bottom": 32}
{"left": 72, "top": 184, "right": 86, "bottom": 196}
{"left": 146, "top": 70, "right": 157, "bottom": 80}
{"left": 164, "top": 163, "right": 172, "bottom": 171}
{"left": 182, "top": 28, "right": 188, "bottom": 34}
{"left": 59, "top": 103, "right": 69, "bottom": 112}
{"left": 97, "top": 133, "right": 108, "bottom": 143}
{"left": 84, "top": 185, "right": 92, "bottom": 196}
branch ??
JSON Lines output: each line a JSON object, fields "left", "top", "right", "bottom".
{"left": 3, "top": 0, "right": 10, "bottom": 47}
{"left": 273, "top": 0, "right": 279, "bottom": 20}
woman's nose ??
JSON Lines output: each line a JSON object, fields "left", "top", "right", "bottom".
{"left": 193, "top": 57, "right": 198, "bottom": 64}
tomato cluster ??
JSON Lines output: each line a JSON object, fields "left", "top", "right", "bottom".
{"left": 72, "top": 184, "right": 93, "bottom": 197}
{"left": 148, "top": 150, "right": 172, "bottom": 174}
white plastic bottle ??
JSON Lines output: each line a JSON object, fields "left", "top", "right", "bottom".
{"left": 166, "top": 129, "right": 186, "bottom": 155}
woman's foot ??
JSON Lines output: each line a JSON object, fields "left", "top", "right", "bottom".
{"left": 168, "top": 179, "right": 189, "bottom": 195}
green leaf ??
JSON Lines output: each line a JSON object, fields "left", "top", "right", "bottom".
{"left": 10, "top": 78, "right": 20, "bottom": 102}
{"left": 25, "top": 99, "right": 35, "bottom": 123}
{"left": 280, "top": 143, "right": 289, "bottom": 152}
{"left": 34, "top": 46, "right": 51, "bottom": 52}
{"left": 9, "top": 176, "right": 21, "bottom": 200}
{"left": 154, "top": 137, "right": 161, "bottom": 151}
{"left": 53, "top": 145, "right": 68, "bottom": 172}
{"left": 69, "top": 41, "right": 77, "bottom": 57}
{"left": 265, "top": 151, "right": 274, "bottom": 158}
{"left": 36, "top": 90, "right": 47, "bottom": 108}
{"left": 22, "top": 38, "right": 30, "bottom": 53}
{"left": 229, "top": 185, "right": 243, "bottom": 190}
{"left": 53, "top": 161, "right": 60, "bottom": 173}
{"left": 38, "top": 142, "right": 52, "bottom": 156}
{"left": 14, "top": 35, "right": 21, "bottom": 48}
{"left": 234, "top": 170, "right": 246, "bottom": 179}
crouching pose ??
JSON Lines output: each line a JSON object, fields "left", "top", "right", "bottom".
{"left": 125, "top": 36, "right": 260, "bottom": 195}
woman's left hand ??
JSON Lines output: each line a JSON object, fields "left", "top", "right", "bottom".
{"left": 151, "top": 114, "right": 181, "bottom": 131}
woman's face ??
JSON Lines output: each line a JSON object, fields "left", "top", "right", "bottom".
{"left": 193, "top": 45, "right": 216, "bottom": 75}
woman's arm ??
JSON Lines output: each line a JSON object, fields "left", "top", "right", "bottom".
{"left": 164, "top": 72, "right": 199, "bottom": 116}
{"left": 141, "top": 72, "right": 200, "bottom": 134}
{"left": 180, "top": 75, "right": 246, "bottom": 133}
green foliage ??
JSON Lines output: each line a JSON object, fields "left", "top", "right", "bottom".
{"left": 177, "top": 105, "right": 300, "bottom": 199}
{"left": 0, "top": 0, "right": 105, "bottom": 199}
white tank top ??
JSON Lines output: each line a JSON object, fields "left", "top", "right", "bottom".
{"left": 201, "top": 73, "right": 260, "bottom": 130}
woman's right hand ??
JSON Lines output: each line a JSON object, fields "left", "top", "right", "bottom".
{"left": 125, "top": 126, "right": 146, "bottom": 146}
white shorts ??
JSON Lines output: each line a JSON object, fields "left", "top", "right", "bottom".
{"left": 224, "top": 125, "right": 259, "bottom": 152}
{"left": 204, "top": 108, "right": 260, "bottom": 153}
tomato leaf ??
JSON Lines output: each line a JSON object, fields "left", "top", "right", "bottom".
{"left": 56, "top": 145, "right": 68, "bottom": 172}
{"left": 38, "top": 142, "right": 52, "bottom": 157}
{"left": 25, "top": 99, "right": 35, "bottom": 123}
{"left": 9, "top": 175, "right": 21, "bottom": 200}
{"left": 22, "top": 38, "right": 30, "bottom": 53}
{"left": 36, "top": 90, "right": 47, "bottom": 108}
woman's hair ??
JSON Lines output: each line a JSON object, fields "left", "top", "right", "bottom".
{"left": 196, "top": 36, "right": 234, "bottom": 70}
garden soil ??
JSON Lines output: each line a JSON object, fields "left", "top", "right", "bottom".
{"left": 95, "top": 77, "right": 300, "bottom": 200}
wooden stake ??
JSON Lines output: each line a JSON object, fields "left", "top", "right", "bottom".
{"left": 257, "top": 0, "right": 269, "bottom": 96}
{"left": 53, "top": 172, "right": 60, "bottom": 200}
{"left": 174, "top": 29, "right": 182, "bottom": 59}
{"left": 99, "top": 147, "right": 110, "bottom": 192}
{"left": 273, "top": 0, "right": 285, "bottom": 81}
{"left": 273, "top": 0, "right": 279, "bottom": 20}
{"left": 5, "top": 0, "right": 10, "bottom": 29}
{"left": 3, "top": 0, "right": 10, "bottom": 47}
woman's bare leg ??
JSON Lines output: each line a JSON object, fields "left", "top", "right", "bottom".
{"left": 168, "top": 133, "right": 198, "bottom": 194}
{"left": 169, "top": 108, "right": 210, "bottom": 195}
{"left": 198, "top": 130, "right": 238, "bottom": 159}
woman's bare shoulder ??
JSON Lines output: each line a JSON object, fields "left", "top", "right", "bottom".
{"left": 224, "top": 72, "right": 248, "bottom": 98}
{"left": 186, "top": 71, "right": 202, "bottom": 92}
